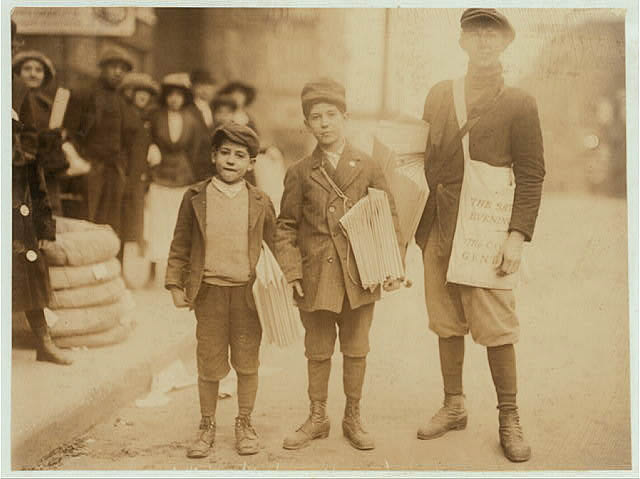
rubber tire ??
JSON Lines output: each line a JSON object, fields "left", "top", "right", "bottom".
{"left": 42, "top": 227, "right": 120, "bottom": 266}
{"left": 48, "top": 276, "right": 126, "bottom": 309}
{"left": 54, "top": 321, "right": 135, "bottom": 349}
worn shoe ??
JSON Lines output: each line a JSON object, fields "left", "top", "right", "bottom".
{"left": 342, "top": 398, "right": 375, "bottom": 450}
{"left": 36, "top": 334, "right": 73, "bottom": 365}
{"left": 186, "top": 417, "right": 216, "bottom": 458}
{"left": 282, "top": 400, "right": 330, "bottom": 450}
{"left": 499, "top": 407, "right": 531, "bottom": 462}
{"left": 235, "top": 415, "right": 259, "bottom": 455}
{"left": 417, "top": 394, "right": 467, "bottom": 440}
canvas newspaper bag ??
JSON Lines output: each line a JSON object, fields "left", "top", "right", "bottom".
{"left": 446, "top": 77, "right": 521, "bottom": 290}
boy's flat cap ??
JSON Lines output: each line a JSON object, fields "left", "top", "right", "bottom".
{"left": 301, "top": 77, "right": 346, "bottom": 116}
{"left": 98, "top": 45, "right": 134, "bottom": 71}
{"left": 460, "top": 8, "right": 515, "bottom": 43}
{"left": 212, "top": 122, "right": 260, "bottom": 157}
{"left": 119, "top": 72, "right": 160, "bottom": 95}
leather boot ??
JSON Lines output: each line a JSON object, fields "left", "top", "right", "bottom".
{"left": 417, "top": 394, "right": 467, "bottom": 440}
{"left": 342, "top": 398, "right": 375, "bottom": 450}
{"left": 186, "top": 416, "right": 216, "bottom": 458}
{"left": 499, "top": 407, "right": 531, "bottom": 462}
{"left": 282, "top": 400, "right": 330, "bottom": 450}
{"left": 26, "top": 311, "right": 73, "bottom": 366}
{"left": 235, "top": 415, "right": 259, "bottom": 455}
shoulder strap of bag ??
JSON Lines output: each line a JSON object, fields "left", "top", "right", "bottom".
{"left": 441, "top": 78, "right": 504, "bottom": 161}
{"left": 319, "top": 163, "right": 353, "bottom": 212}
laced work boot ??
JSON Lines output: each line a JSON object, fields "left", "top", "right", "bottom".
{"left": 417, "top": 394, "right": 467, "bottom": 440}
{"left": 186, "top": 416, "right": 216, "bottom": 458}
{"left": 35, "top": 328, "right": 73, "bottom": 365}
{"left": 499, "top": 407, "right": 531, "bottom": 462}
{"left": 342, "top": 398, "right": 375, "bottom": 450}
{"left": 235, "top": 415, "right": 259, "bottom": 455}
{"left": 282, "top": 400, "right": 330, "bottom": 450}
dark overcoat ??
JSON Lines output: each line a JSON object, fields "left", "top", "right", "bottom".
{"left": 12, "top": 77, "right": 56, "bottom": 312}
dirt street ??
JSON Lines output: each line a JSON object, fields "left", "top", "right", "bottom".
{"left": 35, "top": 193, "right": 631, "bottom": 471}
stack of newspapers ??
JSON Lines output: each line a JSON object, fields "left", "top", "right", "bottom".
{"left": 339, "top": 188, "right": 404, "bottom": 292}
{"left": 372, "top": 120, "right": 430, "bottom": 247}
{"left": 252, "top": 242, "right": 303, "bottom": 347}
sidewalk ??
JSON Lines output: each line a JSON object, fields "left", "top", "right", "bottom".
{"left": 11, "top": 287, "right": 196, "bottom": 470}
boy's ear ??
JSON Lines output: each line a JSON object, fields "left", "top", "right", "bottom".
{"left": 247, "top": 156, "right": 257, "bottom": 172}
{"left": 303, "top": 118, "right": 310, "bottom": 130}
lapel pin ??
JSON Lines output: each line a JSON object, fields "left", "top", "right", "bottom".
{"left": 349, "top": 160, "right": 356, "bottom": 168}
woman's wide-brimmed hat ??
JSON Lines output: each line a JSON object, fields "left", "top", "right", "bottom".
{"left": 12, "top": 50, "right": 56, "bottom": 86}
{"left": 119, "top": 72, "right": 160, "bottom": 96}
{"left": 160, "top": 72, "right": 193, "bottom": 106}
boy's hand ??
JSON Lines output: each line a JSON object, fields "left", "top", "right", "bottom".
{"left": 290, "top": 280, "right": 304, "bottom": 300}
{"left": 497, "top": 230, "right": 525, "bottom": 276}
{"left": 170, "top": 288, "right": 189, "bottom": 308}
{"left": 383, "top": 277, "right": 403, "bottom": 292}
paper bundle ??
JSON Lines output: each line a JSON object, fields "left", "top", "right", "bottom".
{"left": 372, "top": 120, "right": 430, "bottom": 246}
{"left": 339, "top": 188, "right": 404, "bottom": 292}
{"left": 252, "top": 242, "right": 303, "bottom": 347}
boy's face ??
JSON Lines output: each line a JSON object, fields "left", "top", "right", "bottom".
{"left": 460, "top": 24, "right": 509, "bottom": 68}
{"left": 212, "top": 139, "right": 254, "bottom": 184}
{"left": 101, "top": 60, "right": 128, "bottom": 89}
{"left": 134, "top": 89, "right": 152, "bottom": 110}
{"left": 305, "top": 102, "right": 347, "bottom": 149}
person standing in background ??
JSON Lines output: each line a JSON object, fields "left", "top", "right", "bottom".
{"left": 118, "top": 72, "right": 160, "bottom": 255}
{"left": 218, "top": 81, "right": 259, "bottom": 134}
{"left": 414, "top": 9, "right": 545, "bottom": 463}
{"left": 63, "top": 45, "right": 145, "bottom": 240}
{"left": 11, "top": 20, "right": 72, "bottom": 365}
{"left": 12, "top": 50, "right": 68, "bottom": 216}
{"left": 146, "top": 73, "right": 205, "bottom": 286}
{"left": 189, "top": 69, "right": 218, "bottom": 182}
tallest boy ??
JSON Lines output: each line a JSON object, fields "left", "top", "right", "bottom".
{"left": 275, "top": 78, "right": 403, "bottom": 451}
{"left": 415, "top": 9, "right": 545, "bottom": 462}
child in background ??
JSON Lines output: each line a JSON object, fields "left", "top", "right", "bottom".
{"left": 165, "top": 122, "right": 275, "bottom": 459}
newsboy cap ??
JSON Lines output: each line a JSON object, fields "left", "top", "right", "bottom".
{"left": 212, "top": 122, "right": 260, "bottom": 158}
{"left": 119, "top": 72, "right": 160, "bottom": 96}
{"left": 98, "top": 45, "right": 134, "bottom": 71}
{"left": 301, "top": 77, "right": 346, "bottom": 117}
{"left": 12, "top": 50, "right": 57, "bottom": 86}
{"left": 460, "top": 8, "right": 515, "bottom": 43}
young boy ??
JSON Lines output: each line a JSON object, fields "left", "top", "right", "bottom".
{"left": 275, "top": 78, "right": 403, "bottom": 451}
{"left": 165, "top": 122, "right": 276, "bottom": 459}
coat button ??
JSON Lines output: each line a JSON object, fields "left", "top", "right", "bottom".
{"left": 26, "top": 250, "right": 38, "bottom": 262}
{"left": 327, "top": 256, "right": 334, "bottom": 263}
{"left": 20, "top": 204, "right": 30, "bottom": 216}
{"left": 328, "top": 206, "right": 336, "bottom": 213}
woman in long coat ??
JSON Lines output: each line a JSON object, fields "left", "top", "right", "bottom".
{"left": 146, "top": 73, "right": 206, "bottom": 284}
{"left": 12, "top": 50, "right": 68, "bottom": 216}
{"left": 11, "top": 23, "right": 72, "bottom": 365}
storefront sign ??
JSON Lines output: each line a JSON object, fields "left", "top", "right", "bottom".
{"left": 12, "top": 7, "right": 136, "bottom": 36}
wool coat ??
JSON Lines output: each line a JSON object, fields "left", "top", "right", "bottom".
{"left": 275, "top": 142, "right": 403, "bottom": 314}
{"left": 165, "top": 179, "right": 276, "bottom": 310}
{"left": 414, "top": 79, "right": 546, "bottom": 256}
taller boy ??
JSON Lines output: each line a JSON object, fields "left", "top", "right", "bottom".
{"left": 275, "top": 78, "right": 403, "bottom": 451}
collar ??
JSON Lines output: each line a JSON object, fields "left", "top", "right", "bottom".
{"left": 320, "top": 137, "right": 346, "bottom": 158}
{"left": 194, "top": 98, "right": 211, "bottom": 111}
{"left": 209, "top": 175, "right": 246, "bottom": 198}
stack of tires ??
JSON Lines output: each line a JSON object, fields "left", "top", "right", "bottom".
{"left": 15, "top": 217, "right": 136, "bottom": 349}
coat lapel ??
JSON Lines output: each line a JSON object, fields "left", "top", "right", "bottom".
{"left": 309, "top": 147, "right": 332, "bottom": 194}
{"left": 190, "top": 182, "right": 207, "bottom": 238}
{"left": 334, "top": 142, "right": 363, "bottom": 192}
{"left": 247, "top": 184, "right": 264, "bottom": 232}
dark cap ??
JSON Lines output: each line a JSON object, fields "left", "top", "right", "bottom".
{"left": 98, "top": 45, "right": 134, "bottom": 71}
{"left": 460, "top": 8, "right": 515, "bottom": 43}
{"left": 212, "top": 122, "right": 260, "bottom": 158}
{"left": 190, "top": 69, "right": 216, "bottom": 86}
{"left": 301, "top": 77, "right": 346, "bottom": 117}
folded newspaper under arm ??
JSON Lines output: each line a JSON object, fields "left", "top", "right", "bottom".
{"left": 372, "top": 120, "right": 430, "bottom": 248}
{"left": 252, "top": 241, "right": 303, "bottom": 348}
{"left": 339, "top": 188, "right": 405, "bottom": 293}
